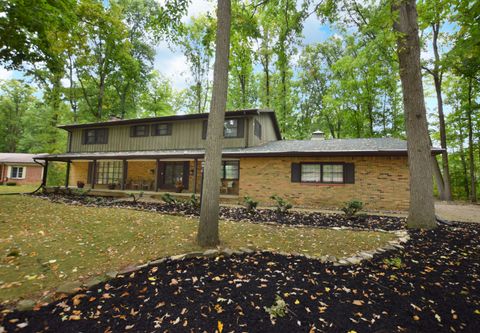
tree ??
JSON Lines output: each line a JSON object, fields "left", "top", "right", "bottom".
{"left": 418, "top": 0, "right": 452, "bottom": 201}
{"left": 392, "top": 0, "right": 436, "bottom": 229}
{"left": 178, "top": 15, "right": 216, "bottom": 114}
{"left": 198, "top": 0, "right": 232, "bottom": 247}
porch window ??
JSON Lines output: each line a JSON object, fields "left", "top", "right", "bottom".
{"left": 130, "top": 125, "right": 149, "bottom": 137}
{"left": 83, "top": 128, "right": 108, "bottom": 144}
{"left": 96, "top": 161, "right": 123, "bottom": 185}
{"left": 152, "top": 123, "right": 172, "bottom": 136}
{"left": 10, "top": 166, "right": 24, "bottom": 179}
{"left": 223, "top": 161, "right": 239, "bottom": 180}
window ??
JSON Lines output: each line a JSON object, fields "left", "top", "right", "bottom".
{"left": 299, "top": 163, "right": 344, "bottom": 183}
{"left": 10, "top": 166, "right": 24, "bottom": 179}
{"left": 223, "top": 161, "right": 239, "bottom": 179}
{"left": 202, "top": 119, "right": 244, "bottom": 139}
{"left": 130, "top": 125, "right": 149, "bottom": 137}
{"left": 254, "top": 119, "right": 262, "bottom": 139}
{"left": 322, "top": 164, "right": 344, "bottom": 183}
{"left": 152, "top": 123, "right": 172, "bottom": 136}
{"left": 301, "top": 164, "right": 321, "bottom": 182}
{"left": 224, "top": 119, "right": 238, "bottom": 138}
{"left": 95, "top": 161, "right": 123, "bottom": 185}
{"left": 83, "top": 128, "right": 108, "bottom": 144}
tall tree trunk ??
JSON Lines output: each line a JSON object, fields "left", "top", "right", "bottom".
{"left": 392, "top": 0, "right": 436, "bottom": 229}
{"left": 466, "top": 77, "right": 477, "bottom": 202}
{"left": 197, "top": 0, "right": 231, "bottom": 247}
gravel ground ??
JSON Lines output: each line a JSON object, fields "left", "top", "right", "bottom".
{"left": 435, "top": 202, "right": 480, "bottom": 223}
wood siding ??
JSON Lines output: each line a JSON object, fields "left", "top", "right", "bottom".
{"left": 69, "top": 115, "right": 278, "bottom": 153}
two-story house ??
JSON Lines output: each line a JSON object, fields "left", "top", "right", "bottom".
{"left": 35, "top": 109, "right": 442, "bottom": 211}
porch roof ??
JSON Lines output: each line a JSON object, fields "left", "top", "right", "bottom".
{"left": 34, "top": 138, "right": 443, "bottom": 161}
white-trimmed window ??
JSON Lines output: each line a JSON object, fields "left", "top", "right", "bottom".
{"left": 10, "top": 166, "right": 25, "bottom": 179}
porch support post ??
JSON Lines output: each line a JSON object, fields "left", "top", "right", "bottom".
{"left": 193, "top": 158, "right": 198, "bottom": 194}
{"left": 121, "top": 160, "right": 127, "bottom": 190}
{"left": 91, "top": 160, "right": 97, "bottom": 189}
{"left": 65, "top": 161, "right": 71, "bottom": 188}
{"left": 155, "top": 159, "right": 160, "bottom": 192}
{"left": 42, "top": 160, "right": 49, "bottom": 187}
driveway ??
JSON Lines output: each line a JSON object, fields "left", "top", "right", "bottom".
{"left": 435, "top": 201, "right": 480, "bottom": 223}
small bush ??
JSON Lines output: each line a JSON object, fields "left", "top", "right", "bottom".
{"left": 187, "top": 194, "right": 200, "bottom": 208}
{"left": 264, "top": 295, "right": 288, "bottom": 320}
{"left": 270, "top": 195, "right": 292, "bottom": 213}
{"left": 243, "top": 196, "right": 259, "bottom": 212}
{"left": 383, "top": 257, "right": 404, "bottom": 269}
{"left": 6, "top": 182, "right": 17, "bottom": 186}
{"left": 161, "top": 193, "right": 178, "bottom": 205}
{"left": 341, "top": 200, "right": 364, "bottom": 218}
{"left": 129, "top": 191, "right": 144, "bottom": 203}
{"left": 72, "top": 188, "right": 91, "bottom": 197}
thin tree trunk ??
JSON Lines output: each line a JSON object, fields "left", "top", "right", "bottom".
{"left": 431, "top": 22, "right": 452, "bottom": 201}
{"left": 459, "top": 125, "right": 470, "bottom": 198}
{"left": 392, "top": 0, "right": 436, "bottom": 229}
{"left": 466, "top": 77, "right": 477, "bottom": 202}
{"left": 197, "top": 0, "right": 231, "bottom": 247}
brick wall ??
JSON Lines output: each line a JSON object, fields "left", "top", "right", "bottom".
{"left": 238, "top": 156, "right": 410, "bottom": 211}
{"left": 1, "top": 164, "right": 43, "bottom": 185}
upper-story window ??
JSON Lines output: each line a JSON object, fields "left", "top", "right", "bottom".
{"left": 202, "top": 118, "right": 244, "bottom": 139}
{"left": 83, "top": 128, "right": 108, "bottom": 144}
{"left": 254, "top": 119, "right": 262, "bottom": 139}
{"left": 130, "top": 125, "right": 149, "bottom": 137}
{"left": 152, "top": 123, "right": 172, "bottom": 136}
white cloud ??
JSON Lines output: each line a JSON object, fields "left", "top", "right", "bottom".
{"left": 0, "top": 67, "right": 12, "bottom": 80}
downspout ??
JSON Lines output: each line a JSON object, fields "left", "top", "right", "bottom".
{"left": 32, "top": 158, "right": 47, "bottom": 194}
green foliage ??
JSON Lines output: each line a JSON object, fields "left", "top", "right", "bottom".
{"left": 161, "top": 193, "right": 178, "bottom": 205}
{"left": 46, "top": 163, "right": 66, "bottom": 187}
{"left": 71, "top": 188, "right": 91, "bottom": 197}
{"left": 341, "top": 200, "right": 364, "bottom": 218}
{"left": 129, "top": 191, "right": 144, "bottom": 203}
{"left": 264, "top": 295, "right": 288, "bottom": 319}
{"left": 270, "top": 195, "right": 292, "bottom": 214}
{"left": 383, "top": 257, "right": 404, "bottom": 269}
{"left": 243, "top": 196, "right": 259, "bottom": 212}
{"left": 187, "top": 194, "right": 200, "bottom": 208}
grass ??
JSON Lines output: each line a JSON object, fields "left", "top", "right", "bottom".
{"left": 0, "top": 195, "right": 396, "bottom": 304}
{"left": 0, "top": 184, "right": 39, "bottom": 194}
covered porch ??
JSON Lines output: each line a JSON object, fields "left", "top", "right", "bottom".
{"left": 36, "top": 153, "right": 240, "bottom": 196}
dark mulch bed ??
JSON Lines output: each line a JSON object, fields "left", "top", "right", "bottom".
{"left": 2, "top": 223, "right": 480, "bottom": 332}
{"left": 31, "top": 193, "right": 406, "bottom": 231}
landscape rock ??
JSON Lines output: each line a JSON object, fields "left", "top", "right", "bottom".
{"left": 203, "top": 249, "right": 219, "bottom": 257}
{"left": 16, "top": 300, "right": 35, "bottom": 311}
{"left": 56, "top": 281, "right": 82, "bottom": 294}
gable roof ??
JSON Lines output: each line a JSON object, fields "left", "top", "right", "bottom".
{"left": 57, "top": 109, "right": 282, "bottom": 140}
{"left": 0, "top": 153, "right": 40, "bottom": 164}
{"left": 35, "top": 138, "right": 443, "bottom": 161}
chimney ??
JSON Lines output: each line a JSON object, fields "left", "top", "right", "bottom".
{"left": 109, "top": 115, "right": 122, "bottom": 121}
{"left": 311, "top": 130, "right": 325, "bottom": 140}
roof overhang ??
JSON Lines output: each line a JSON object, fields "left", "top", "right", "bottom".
{"left": 34, "top": 148, "right": 443, "bottom": 162}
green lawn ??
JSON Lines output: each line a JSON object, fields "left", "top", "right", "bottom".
{"left": 0, "top": 184, "right": 39, "bottom": 194}
{"left": 0, "top": 195, "right": 395, "bottom": 305}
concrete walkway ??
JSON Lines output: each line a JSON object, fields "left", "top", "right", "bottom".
{"left": 435, "top": 202, "right": 480, "bottom": 223}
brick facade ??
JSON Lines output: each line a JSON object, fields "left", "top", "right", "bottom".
{"left": 68, "top": 155, "right": 410, "bottom": 211}
{"left": 238, "top": 156, "right": 410, "bottom": 211}
{"left": 1, "top": 164, "right": 43, "bottom": 185}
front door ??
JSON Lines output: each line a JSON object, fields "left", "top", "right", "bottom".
{"left": 157, "top": 161, "right": 189, "bottom": 191}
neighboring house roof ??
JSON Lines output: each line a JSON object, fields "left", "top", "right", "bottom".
{"left": 57, "top": 109, "right": 283, "bottom": 140}
{"left": 35, "top": 138, "right": 443, "bottom": 161}
{"left": 0, "top": 153, "right": 41, "bottom": 164}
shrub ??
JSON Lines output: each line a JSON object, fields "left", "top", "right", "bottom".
{"left": 72, "top": 188, "right": 91, "bottom": 197}
{"left": 6, "top": 182, "right": 17, "bottom": 186}
{"left": 243, "top": 196, "right": 259, "bottom": 212}
{"left": 341, "top": 200, "right": 364, "bottom": 218}
{"left": 383, "top": 257, "right": 404, "bottom": 269}
{"left": 160, "top": 193, "right": 178, "bottom": 205}
{"left": 129, "top": 191, "right": 144, "bottom": 203}
{"left": 270, "top": 195, "right": 292, "bottom": 213}
{"left": 187, "top": 194, "right": 200, "bottom": 208}
{"left": 264, "top": 295, "right": 288, "bottom": 319}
